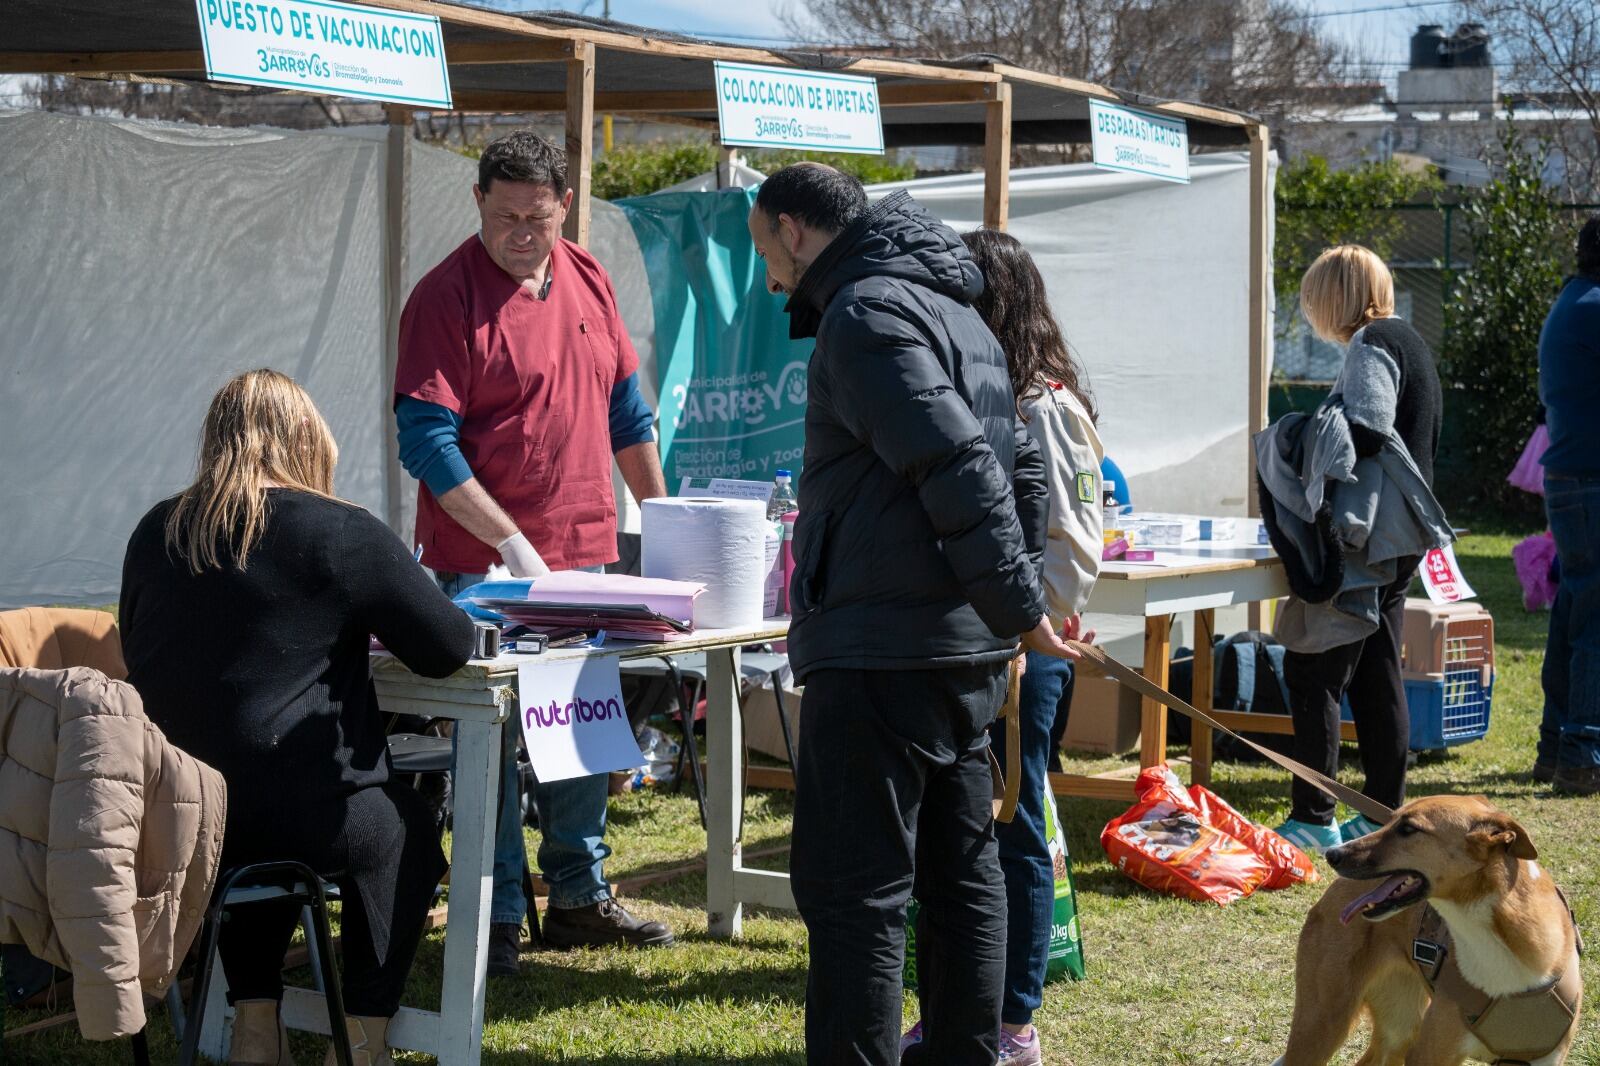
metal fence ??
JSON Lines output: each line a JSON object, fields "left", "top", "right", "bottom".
{"left": 1276, "top": 202, "right": 1599, "bottom": 383}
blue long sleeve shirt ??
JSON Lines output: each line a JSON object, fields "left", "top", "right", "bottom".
{"left": 1539, "top": 275, "right": 1600, "bottom": 476}
{"left": 396, "top": 373, "right": 656, "bottom": 497}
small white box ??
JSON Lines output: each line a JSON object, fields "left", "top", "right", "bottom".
{"left": 1123, "top": 513, "right": 1195, "bottom": 545}
{"left": 1124, "top": 513, "right": 1238, "bottom": 543}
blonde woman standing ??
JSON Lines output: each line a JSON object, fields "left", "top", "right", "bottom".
{"left": 120, "top": 370, "right": 476, "bottom": 1066}
{"left": 1274, "top": 246, "right": 1442, "bottom": 854}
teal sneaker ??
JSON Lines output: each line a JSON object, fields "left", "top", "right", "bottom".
{"left": 1273, "top": 818, "right": 1342, "bottom": 855}
{"left": 1339, "top": 814, "right": 1384, "bottom": 843}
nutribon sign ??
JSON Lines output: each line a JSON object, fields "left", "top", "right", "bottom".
{"left": 516, "top": 657, "right": 644, "bottom": 783}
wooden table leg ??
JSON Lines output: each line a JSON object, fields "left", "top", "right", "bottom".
{"left": 1139, "top": 615, "right": 1174, "bottom": 771}
{"left": 1191, "top": 608, "right": 1217, "bottom": 788}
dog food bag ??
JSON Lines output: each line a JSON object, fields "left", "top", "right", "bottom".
{"left": 1188, "top": 785, "right": 1317, "bottom": 890}
{"left": 1041, "top": 780, "right": 1086, "bottom": 982}
{"left": 1100, "top": 765, "right": 1272, "bottom": 906}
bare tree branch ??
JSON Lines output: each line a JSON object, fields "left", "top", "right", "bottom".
{"left": 781, "top": 0, "right": 1349, "bottom": 118}
{"left": 1458, "top": 0, "right": 1600, "bottom": 195}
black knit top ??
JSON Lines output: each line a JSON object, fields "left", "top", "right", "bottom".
{"left": 1353, "top": 317, "right": 1444, "bottom": 487}
{"left": 120, "top": 490, "right": 475, "bottom": 819}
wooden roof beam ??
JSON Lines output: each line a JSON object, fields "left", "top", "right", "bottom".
{"left": 0, "top": 51, "right": 206, "bottom": 74}
{"left": 0, "top": 39, "right": 579, "bottom": 76}
{"left": 448, "top": 81, "right": 995, "bottom": 115}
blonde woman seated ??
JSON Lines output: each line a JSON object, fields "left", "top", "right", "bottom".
{"left": 120, "top": 369, "right": 476, "bottom": 1066}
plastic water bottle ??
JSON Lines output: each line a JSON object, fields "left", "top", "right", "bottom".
{"left": 768, "top": 469, "right": 798, "bottom": 520}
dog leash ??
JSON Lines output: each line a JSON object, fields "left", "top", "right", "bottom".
{"left": 1066, "top": 640, "right": 1398, "bottom": 826}
{"left": 994, "top": 661, "right": 1023, "bottom": 824}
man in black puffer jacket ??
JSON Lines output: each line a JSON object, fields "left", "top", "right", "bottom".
{"left": 749, "top": 164, "right": 1084, "bottom": 1066}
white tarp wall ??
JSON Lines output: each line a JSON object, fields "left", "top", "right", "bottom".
{"left": 870, "top": 153, "right": 1275, "bottom": 516}
{"left": 0, "top": 108, "right": 1265, "bottom": 607}
{"left": 0, "top": 109, "right": 652, "bottom": 607}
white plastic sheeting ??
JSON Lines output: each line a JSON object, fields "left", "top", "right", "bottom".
{"left": 657, "top": 161, "right": 766, "bottom": 193}
{"left": 0, "top": 109, "right": 653, "bottom": 606}
{"left": 0, "top": 108, "right": 1268, "bottom": 607}
{"left": 869, "top": 153, "right": 1275, "bottom": 516}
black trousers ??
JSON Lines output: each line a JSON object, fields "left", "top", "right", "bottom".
{"left": 791, "top": 662, "right": 1009, "bottom": 1066}
{"left": 1284, "top": 558, "right": 1418, "bottom": 825}
{"left": 217, "top": 782, "right": 446, "bottom": 1017}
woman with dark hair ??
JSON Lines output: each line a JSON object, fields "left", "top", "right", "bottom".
{"left": 120, "top": 369, "right": 477, "bottom": 1066}
{"left": 902, "top": 230, "right": 1103, "bottom": 1065}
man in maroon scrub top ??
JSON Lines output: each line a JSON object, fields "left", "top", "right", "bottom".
{"left": 394, "top": 130, "right": 672, "bottom": 974}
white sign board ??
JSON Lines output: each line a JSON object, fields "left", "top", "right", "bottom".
{"left": 517, "top": 657, "right": 644, "bottom": 783}
{"left": 193, "top": 0, "right": 452, "bottom": 109}
{"left": 679, "top": 476, "right": 775, "bottom": 505}
{"left": 714, "top": 61, "right": 884, "bottom": 155}
{"left": 1420, "top": 544, "right": 1478, "bottom": 604}
{"left": 1088, "top": 99, "right": 1190, "bottom": 184}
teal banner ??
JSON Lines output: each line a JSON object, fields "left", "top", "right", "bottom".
{"left": 616, "top": 187, "right": 813, "bottom": 485}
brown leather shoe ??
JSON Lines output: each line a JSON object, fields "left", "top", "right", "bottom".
{"left": 1533, "top": 759, "right": 1558, "bottom": 783}
{"left": 541, "top": 898, "right": 675, "bottom": 949}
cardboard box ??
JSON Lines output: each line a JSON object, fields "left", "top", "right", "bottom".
{"left": 1061, "top": 664, "right": 1142, "bottom": 755}
{"left": 741, "top": 681, "right": 804, "bottom": 763}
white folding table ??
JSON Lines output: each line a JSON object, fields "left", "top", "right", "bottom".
{"left": 195, "top": 623, "right": 787, "bottom": 1064}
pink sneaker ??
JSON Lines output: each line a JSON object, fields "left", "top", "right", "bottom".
{"left": 898, "top": 1021, "right": 923, "bottom": 1055}
{"left": 997, "top": 1026, "right": 1043, "bottom": 1065}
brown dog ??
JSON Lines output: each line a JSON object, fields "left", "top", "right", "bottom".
{"left": 1276, "top": 795, "right": 1583, "bottom": 1065}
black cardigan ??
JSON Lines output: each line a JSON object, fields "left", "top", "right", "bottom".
{"left": 1352, "top": 317, "right": 1443, "bottom": 487}
{"left": 120, "top": 490, "right": 475, "bottom": 819}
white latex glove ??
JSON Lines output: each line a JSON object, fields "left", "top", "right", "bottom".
{"left": 496, "top": 531, "right": 551, "bottom": 579}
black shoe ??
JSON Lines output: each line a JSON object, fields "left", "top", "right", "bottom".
{"left": 1533, "top": 759, "right": 1558, "bottom": 783}
{"left": 487, "top": 921, "right": 524, "bottom": 977}
{"left": 541, "top": 898, "right": 676, "bottom": 950}
{"left": 1552, "top": 763, "right": 1600, "bottom": 796}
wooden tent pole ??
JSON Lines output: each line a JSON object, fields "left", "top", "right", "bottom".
{"left": 564, "top": 41, "right": 596, "bottom": 247}
{"left": 1247, "top": 121, "right": 1271, "bottom": 629}
{"left": 1246, "top": 122, "right": 1271, "bottom": 517}
{"left": 982, "top": 82, "right": 1012, "bottom": 231}
{"left": 382, "top": 105, "right": 413, "bottom": 534}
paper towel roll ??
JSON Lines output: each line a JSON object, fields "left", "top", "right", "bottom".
{"left": 642, "top": 497, "right": 770, "bottom": 629}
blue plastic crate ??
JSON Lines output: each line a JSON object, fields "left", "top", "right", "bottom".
{"left": 1340, "top": 667, "right": 1493, "bottom": 751}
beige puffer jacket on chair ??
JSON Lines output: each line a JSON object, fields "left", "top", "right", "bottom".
{"left": 0, "top": 666, "right": 227, "bottom": 1039}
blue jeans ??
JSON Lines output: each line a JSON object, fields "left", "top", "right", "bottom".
{"left": 987, "top": 652, "right": 1073, "bottom": 1027}
{"left": 1540, "top": 474, "right": 1600, "bottom": 770}
{"left": 437, "top": 570, "right": 614, "bottom": 921}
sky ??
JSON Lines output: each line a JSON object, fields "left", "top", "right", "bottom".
{"left": 514, "top": 0, "right": 1468, "bottom": 88}
{"left": 0, "top": 0, "right": 1466, "bottom": 109}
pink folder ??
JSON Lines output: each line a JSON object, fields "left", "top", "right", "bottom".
{"left": 524, "top": 571, "right": 706, "bottom": 623}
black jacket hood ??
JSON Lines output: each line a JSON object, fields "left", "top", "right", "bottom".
{"left": 783, "top": 190, "right": 983, "bottom": 340}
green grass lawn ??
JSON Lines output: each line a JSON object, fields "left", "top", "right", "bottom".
{"left": 6, "top": 530, "right": 1598, "bottom": 1063}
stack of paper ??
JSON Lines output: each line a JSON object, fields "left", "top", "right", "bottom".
{"left": 468, "top": 572, "right": 708, "bottom": 642}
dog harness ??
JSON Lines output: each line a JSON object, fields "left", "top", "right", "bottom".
{"left": 1410, "top": 889, "right": 1584, "bottom": 1064}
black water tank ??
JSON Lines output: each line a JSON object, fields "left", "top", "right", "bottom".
{"left": 1451, "top": 23, "right": 1491, "bottom": 67}
{"left": 1410, "top": 24, "right": 1446, "bottom": 69}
